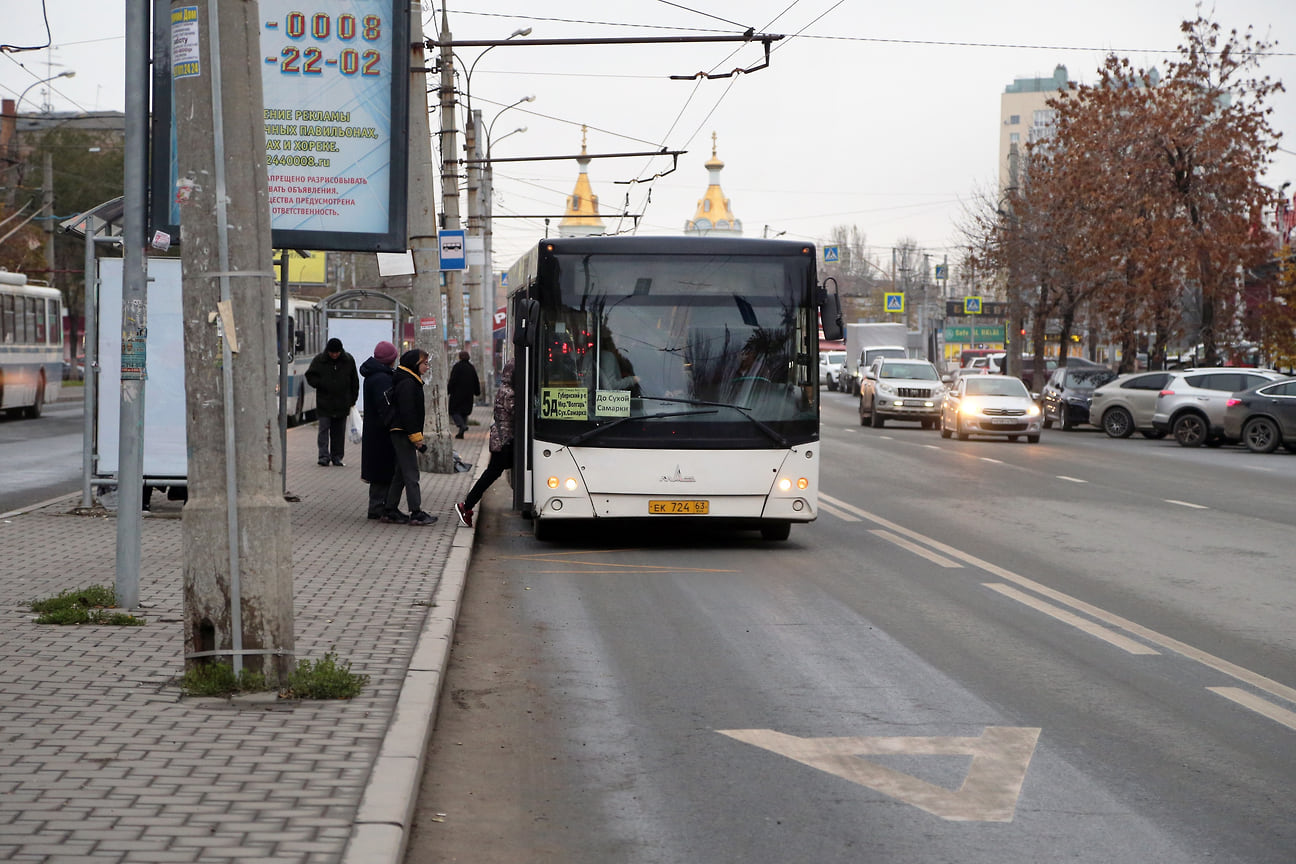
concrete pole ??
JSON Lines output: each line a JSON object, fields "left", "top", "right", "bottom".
{"left": 437, "top": 6, "right": 462, "bottom": 361}
{"left": 172, "top": 0, "right": 294, "bottom": 684}
{"left": 463, "top": 109, "right": 486, "bottom": 398}
{"left": 410, "top": 4, "right": 453, "bottom": 471}
{"left": 481, "top": 123, "right": 497, "bottom": 400}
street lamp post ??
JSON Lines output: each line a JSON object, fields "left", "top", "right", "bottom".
{"left": 8, "top": 70, "right": 76, "bottom": 294}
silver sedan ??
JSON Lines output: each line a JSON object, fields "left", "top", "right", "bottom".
{"left": 941, "top": 374, "right": 1042, "bottom": 443}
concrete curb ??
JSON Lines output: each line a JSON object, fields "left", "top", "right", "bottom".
{"left": 342, "top": 438, "right": 488, "bottom": 864}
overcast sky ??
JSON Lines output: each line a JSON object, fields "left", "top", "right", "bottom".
{"left": 4, "top": 0, "right": 1293, "bottom": 277}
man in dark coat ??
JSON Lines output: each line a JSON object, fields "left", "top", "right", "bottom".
{"left": 359, "top": 340, "right": 398, "bottom": 519}
{"left": 382, "top": 349, "right": 438, "bottom": 526}
{"left": 305, "top": 337, "right": 360, "bottom": 466}
{"left": 446, "top": 350, "right": 481, "bottom": 439}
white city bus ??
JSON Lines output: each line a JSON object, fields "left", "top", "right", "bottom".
{"left": 278, "top": 296, "right": 324, "bottom": 425}
{"left": 0, "top": 272, "right": 64, "bottom": 418}
{"left": 506, "top": 236, "right": 842, "bottom": 541}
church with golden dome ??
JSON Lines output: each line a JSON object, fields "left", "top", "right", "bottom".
{"left": 557, "top": 126, "right": 607, "bottom": 239}
{"left": 684, "top": 133, "right": 742, "bottom": 236}
{"left": 556, "top": 129, "right": 742, "bottom": 237}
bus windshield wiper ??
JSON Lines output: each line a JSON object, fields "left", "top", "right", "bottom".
{"left": 566, "top": 408, "right": 719, "bottom": 445}
{"left": 635, "top": 396, "right": 790, "bottom": 447}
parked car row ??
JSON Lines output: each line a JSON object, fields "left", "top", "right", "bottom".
{"left": 847, "top": 358, "right": 1296, "bottom": 454}
{"left": 1085, "top": 367, "right": 1293, "bottom": 451}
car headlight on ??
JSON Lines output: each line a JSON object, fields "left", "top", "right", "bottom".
{"left": 960, "top": 399, "right": 982, "bottom": 416}
{"left": 1027, "top": 404, "right": 1041, "bottom": 417}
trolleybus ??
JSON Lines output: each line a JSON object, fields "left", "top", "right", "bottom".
{"left": 0, "top": 272, "right": 64, "bottom": 418}
{"left": 507, "top": 236, "right": 842, "bottom": 541}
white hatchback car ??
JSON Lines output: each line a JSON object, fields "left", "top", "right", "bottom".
{"left": 819, "top": 350, "right": 847, "bottom": 391}
{"left": 941, "top": 374, "right": 1042, "bottom": 443}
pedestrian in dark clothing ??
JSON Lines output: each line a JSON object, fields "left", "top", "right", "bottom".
{"left": 305, "top": 337, "right": 359, "bottom": 466}
{"left": 382, "top": 349, "right": 438, "bottom": 526}
{"left": 359, "top": 340, "right": 399, "bottom": 519}
{"left": 454, "top": 359, "right": 515, "bottom": 528}
{"left": 446, "top": 350, "right": 481, "bottom": 439}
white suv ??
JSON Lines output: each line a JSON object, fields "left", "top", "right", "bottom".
{"left": 820, "top": 350, "right": 846, "bottom": 391}
{"left": 859, "top": 358, "right": 945, "bottom": 429}
{"left": 1152, "top": 368, "right": 1287, "bottom": 447}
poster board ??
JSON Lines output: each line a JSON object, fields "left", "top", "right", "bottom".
{"left": 96, "top": 258, "right": 189, "bottom": 478}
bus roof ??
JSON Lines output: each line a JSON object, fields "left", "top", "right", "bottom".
{"left": 536, "top": 235, "right": 814, "bottom": 258}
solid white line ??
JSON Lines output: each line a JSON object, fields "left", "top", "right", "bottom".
{"left": 1056, "top": 475, "right": 1087, "bottom": 484}
{"left": 817, "top": 493, "right": 1296, "bottom": 707}
{"left": 1165, "top": 499, "right": 1209, "bottom": 510}
{"left": 819, "top": 501, "right": 862, "bottom": 522}
{"left": 871, "top": 529, "right": 963, "bottom": 568}
{"left": 1208, "top": 687, "right": 1296, "bottom": 731}
{"left": 979, "top": 457, "right": 1003, "bottom": 464}
{"left": 922, "top": 444, "right": 941, "bottom": 450}
{"left": 983, "top": 583, "right": 1159, "bottom": 655}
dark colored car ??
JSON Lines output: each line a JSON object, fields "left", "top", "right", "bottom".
{"left": 1222, "top": 377, "right": 1296, "bottom": 453}
{"left": 1040, "top": 365, "right": 1116, "bottom": 430}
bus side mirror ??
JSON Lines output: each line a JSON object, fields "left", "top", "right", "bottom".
{"left": 819, "top": 278, "right": 843, "bottom": 341}
{"left": 512, "top": 298, "right": 540, "bottom": 349}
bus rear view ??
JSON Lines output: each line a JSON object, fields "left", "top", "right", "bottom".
{"left": 507, "top": 236, "right": 838, "bottom": 541}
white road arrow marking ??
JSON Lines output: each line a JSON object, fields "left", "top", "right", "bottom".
{"left": 719, "top": 726, "right": 1040, "bottom": 822}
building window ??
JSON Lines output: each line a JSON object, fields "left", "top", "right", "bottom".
{"left": 1009, "top": 114, "right": 1020, "bottom": 125}
{"left": 1033, "top": 109, "right": 1055, "bottom": 127}
{"left": 1009, "top": 132, "right": 1020, "bottom": 144}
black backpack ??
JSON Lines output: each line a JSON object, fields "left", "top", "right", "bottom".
{"left": 378, "top": 385, "right": 398, "bottom": 430}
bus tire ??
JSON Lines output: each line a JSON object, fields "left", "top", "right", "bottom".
{"left": 760, "top": 521, "right": 791, "bottom": 541}
{"left": 533, "top": 515, "right": 554, "bottom": 541}
{"left": 25, "top": 372, "right": 45, "bottom": 419}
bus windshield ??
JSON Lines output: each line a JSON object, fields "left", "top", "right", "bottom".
{"left": 532, "top": 250, "right": 818, "bottom": 447}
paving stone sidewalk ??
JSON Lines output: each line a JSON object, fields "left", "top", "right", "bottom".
{"left": 0, "top": 420, "right": 485, "bottom": 863}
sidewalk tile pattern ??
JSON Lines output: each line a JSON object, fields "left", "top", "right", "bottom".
{"left": 0, "top": 422, "right": 480, "bottom": 862}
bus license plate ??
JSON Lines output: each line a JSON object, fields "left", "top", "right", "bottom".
{"left": 649, "top": 500, "right": 709, "bottom": 515}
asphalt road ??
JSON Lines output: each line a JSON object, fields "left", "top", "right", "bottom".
{"left": 0, "top": 393, "right": 86, "bottom": 515}
{"left": 409, "top": 390, "right": 1296, "bottom": 864}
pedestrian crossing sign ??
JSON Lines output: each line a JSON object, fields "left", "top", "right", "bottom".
{"left": 824, "top": 246, "right": 840, "bottom": 263}
{"left": 964, "top": 296, "right": 983, "bottom": 314}
{"left": 885, "top": 292, "right": 904, "bottom": 313}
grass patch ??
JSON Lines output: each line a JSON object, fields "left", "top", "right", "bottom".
{"left": 179, "top": 651, "right": 369, "bottom": 699}
{"left": 180, "top": 663, "right": 268, "bottom": 696}
{"left": 29, "top": 585, "right": 145, "bottom": 626}
{"left": 284, "top": 652, "right": 369, "bottom": 700}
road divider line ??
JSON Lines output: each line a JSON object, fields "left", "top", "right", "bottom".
{"left": 819, "top": 493, "right": 1296, "bottom": 707}
{"left": 1165, "top": 499, "right": 1209, "bottom": 510}
{"left": 1056, "top": 475, "right": 1087, "bottom": 484}
{"left": 1208, "top": 687, "right": 1296, "bottom": 731}
{"left": 819, "top": 501, "right": 862, "bottom": 522}
{"left": 983, "top": 583, "right": 1159, "bottom": 655}
{"left": 870, "top": 530, "right": 962, "bottom": 568}
{"left": 979, "top": 457, "right": 1003, "bottom": 464}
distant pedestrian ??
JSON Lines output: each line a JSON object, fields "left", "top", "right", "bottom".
{"left": 446, "top": 350, "right": 481, "bottom": 439}
{"left": 306, "top": 337, "right": 359, "bottom": 467}
{"left": 359, "top": 340, "right": 399, "bottom": 519}
{"left": 454, "top": 359, "right": 515, "bottom": 528}
{"left": 382, "top": 349, "right": 438, "bottom": 526}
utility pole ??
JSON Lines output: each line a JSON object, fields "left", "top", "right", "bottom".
{"left": 463, "top": 108, "right": 486, "bottom": 399}
{"left": 411, "top": 4, "right": 453, "bottom": 471}
{"left": 172, "top": 0, "right": 294, "bottom": 684}
{"left": 437, "top": 5, "right": 462, "bottom": 353}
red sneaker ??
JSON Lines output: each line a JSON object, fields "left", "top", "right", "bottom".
{"left": 455, "top": 502, "right": 473, "bottom": 527}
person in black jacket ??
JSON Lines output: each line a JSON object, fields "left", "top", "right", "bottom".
{"left": 382, "top": 349, "right": 438, "bottom": 526}
{"left": 359, "top": 340, "right": 399, "bottom": 519}
{"left": 446, "top": 350, "right": 481, "bottom": 438}
{"left": 305, "top": 337, "right": 359, "bottom": 466}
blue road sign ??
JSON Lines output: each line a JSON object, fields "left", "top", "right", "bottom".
{"left": 885, "top": 292, "right": 905, "bottom": 313}
{"left": 824, "top": 245, "right": 839, "bottom": 263}
{"left": 964, "top": 296, "right": 983, "bottom": 314}
{"left": 439, "top": 229, "right": 466, "bottom": 271}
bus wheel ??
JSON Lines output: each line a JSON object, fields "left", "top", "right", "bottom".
{"left": 25, "top": 373, "right": 45, "bottom": 419}
{"left": 533, "top": 516, "right": 554, "bottom": 541}
{"left": 760, "top": 521, "right": 791, "bottom": 541}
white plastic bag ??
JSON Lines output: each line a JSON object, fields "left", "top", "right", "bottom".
{"left": 347, "top": 405, "right": 363, "bottom": 444}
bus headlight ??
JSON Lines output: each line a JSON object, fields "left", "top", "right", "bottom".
{"left": 778, "top": 477, "right": 791, "bottom": 492}
{"left": 547, "top": 476, "right": 579, "bottom": 491}
{"left": 547, "top": 476, "right": 559, "bottom": 489}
